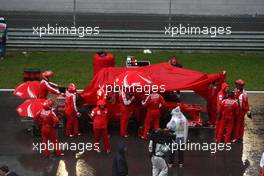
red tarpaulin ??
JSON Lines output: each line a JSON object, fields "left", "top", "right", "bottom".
{"left": 13, "top": 81, "right": 40, "bottom": 99}
{"left": 81, "top": 62, "right": 221, "bottom": 105}
{"left": 115, "top": 71, "right": 152, "bottom": 87}
{"left": 16, "top": 99, "right": 45, "bottom": 118}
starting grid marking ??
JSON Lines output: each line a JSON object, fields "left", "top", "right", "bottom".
{"left": 0, "top": 89, "right": 264, "bottom": 94}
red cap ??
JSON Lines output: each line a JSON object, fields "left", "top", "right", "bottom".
{"left": 68, "top": 83, "right": 77, "bottom": 93}
{"left": 235, "top": 79, "right": 245, "bottom": 86}
{"left": 170, "top": 57, "right": 177, "bottom": 64}
{"left": 42, "top": 100, "right": 53, "bottom": 110}
{"left": 42, "top": 70, "right": 54, "bottom": 80}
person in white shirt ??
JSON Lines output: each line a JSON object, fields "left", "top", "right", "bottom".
{"left": 166, "top": 107, "right": 188, "bottom": 168}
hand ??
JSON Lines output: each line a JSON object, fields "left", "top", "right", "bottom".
{"left": 77, "top": 112, "right": 81, "bottom": 117}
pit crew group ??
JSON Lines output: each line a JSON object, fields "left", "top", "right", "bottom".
{"left": 36, "top": 69, "right": 249, "bottom": 143}
{"left": 34, "top": 70, "right": 168, "bottom": 158}
{"left": 35, "top": 68, "right": 191, "bottom": 176}
{"left": 35, "top": 65, "right": 251, "bottom": 161}
{"left": 207, "top": 78, "right": 251, "bottom": 144}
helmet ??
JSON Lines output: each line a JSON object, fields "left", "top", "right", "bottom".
{"left": 235, "top": 79, "right": 245, "bottom": 86}
{"left": 97, "top": 100, "right": 106, "bottom": 106}
{"left": 68, "top": 83, "right": 77, "bottom": 93}
{"left": 42, "top": 100, "right": 53, "bottom": 110}
{"left": 42, "top": 70, "right": 54, "bottom": 80}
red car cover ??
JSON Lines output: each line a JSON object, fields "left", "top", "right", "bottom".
{"left": 13, "top": 81, "right": 41, "bottom": 99}
{"left": 16, "top": 98, "right": 46, "bottom": 118}
{"left": 81, "top": 62, "right": 222, "bottom": 105}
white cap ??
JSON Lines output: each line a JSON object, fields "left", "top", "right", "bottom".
{"left": 0, "top": 17, "right": 4, "bottom": 21}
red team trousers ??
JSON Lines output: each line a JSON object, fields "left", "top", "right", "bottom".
{"left": 65, "top": 114, "right": 79, "bottom": 136}
{"left": 143, "top": 110, "right": 160, "bottom": 139}
{"left": 120, "top": 104, "right": 134, "bottom": 137}
{"left": 41, "top": 127, "right": 61, "bottom": 157}
{"left": 93, "top": 128, "right": 110, "bottom": 151}
{"left": 234, "top": 111, "right": 246, "bottom": 140}
{"left": 217, "top": 116, "right": 234, "bottom": 143}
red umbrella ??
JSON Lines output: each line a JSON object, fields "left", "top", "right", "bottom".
{"left": 13, "top": 81, "right": 40, "bottom": 99}
{"left": 115, "top": 71, "right": 152, "bottom": 88}
{"left": 16, "top": 99, "right": 45, "bottom": 118}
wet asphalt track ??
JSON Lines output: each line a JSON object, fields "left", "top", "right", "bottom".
{"left": 0, "top": 91, "right": 263, "bottom": 176}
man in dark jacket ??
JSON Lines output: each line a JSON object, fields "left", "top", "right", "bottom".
{"left": 112, "top": 142, "right": 128, "bottom": 176}
{"left": 0, "top": 165, "right": 19, "bottom": 176}
{"left": 0, "top": 17, "right": 7, "bottom": 59}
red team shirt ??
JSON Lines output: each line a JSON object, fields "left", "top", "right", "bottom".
{"left": 64, "top": 93, "right": 79, "bottom": 115}
{"left": 39, "top": 80, "right": 60, "bottom": 99}
{"left": 219, "top": 98, "right": 239, "bottom": 119}
{"left": 142, "top": 93, "right": 165, "bottom": 110}
{"left": 91, "top": 107, "right": 108, "bottom": 129}
{"left": 36, "top": 109, "right": 59, "bottom": 128}
{"left": 235, "top": 90, "right": 250, "bottom": 114}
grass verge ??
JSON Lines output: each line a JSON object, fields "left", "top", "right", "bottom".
{"left": 0, "top": 51, "right": 263, "bottom": 90}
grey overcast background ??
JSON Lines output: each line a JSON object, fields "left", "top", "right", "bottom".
{"left": 0, "top": 0, "right": 264, "bottom": 15}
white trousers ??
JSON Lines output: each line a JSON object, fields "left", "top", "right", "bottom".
{"left": 151, "top": 156, "right": 168, "bottom": 176}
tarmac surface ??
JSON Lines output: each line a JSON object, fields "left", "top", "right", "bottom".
{"left": 1, "top": 11, "right": 264, "bottom": 31}
{"left": 0, "top": 91, "right": 263, "bottom": 176}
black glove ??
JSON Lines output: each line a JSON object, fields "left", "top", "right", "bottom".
{"left": 59, "top": 87, "right": 66, "bottom": 93}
